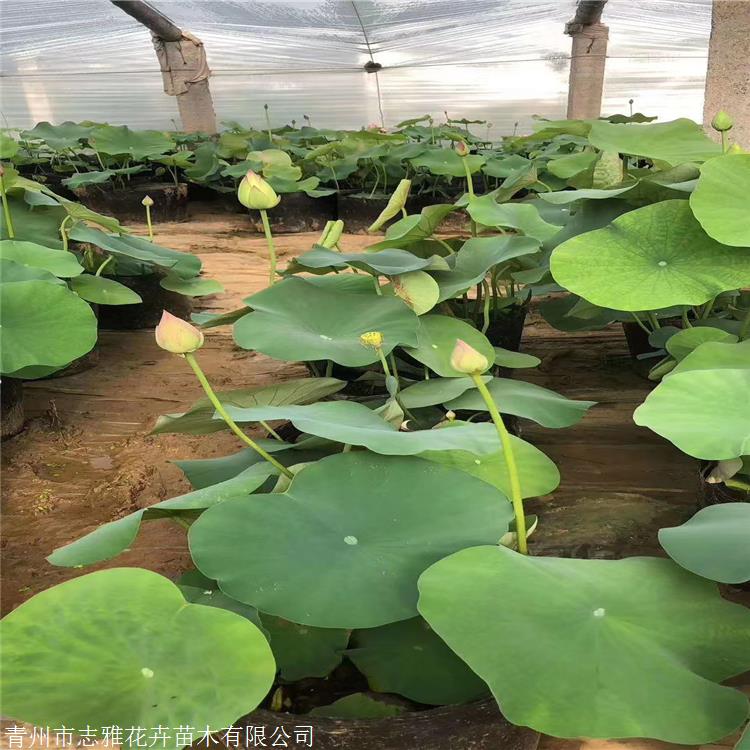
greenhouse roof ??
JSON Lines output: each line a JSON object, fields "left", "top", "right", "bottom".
{"left": 1, "top": 0, "right": 712, "bottom": 134}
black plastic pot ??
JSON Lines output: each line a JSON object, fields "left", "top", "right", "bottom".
{"left": 1, "top": 377, "right": 25, "bottom": 440}
{"left": 621, "top": 319, "right": 682, "bottom": 378}
{"left": 97, "top": 274, "right": 192, "bottom": 330}
{"left": 448, "top": 302, "right": 528, "bottom": 352}
{"left": 699, "top": 467, "right": 750, "bottom": 507}
{"left": 250, "top": 192, "right": 337, "bottom": 234}
{"left": 240, "top": 701, "right": 539, "bottom": 750}
{"left": 72, "top": 182, "right": 189, "bottom": 223}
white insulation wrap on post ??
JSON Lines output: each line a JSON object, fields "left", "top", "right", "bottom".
{"left": 0, "top": 0, "right": 714, "bottom": 134}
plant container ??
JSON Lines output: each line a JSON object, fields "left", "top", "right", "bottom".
{"left": 250, "top": 193, "right": 337, "bottom": 234}
{"left": 72, "top": 182, "right": 189, "bottom": 223}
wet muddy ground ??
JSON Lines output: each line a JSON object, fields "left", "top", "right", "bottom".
{"left": 1, "top": 209, "right": 746, "bottom": 750}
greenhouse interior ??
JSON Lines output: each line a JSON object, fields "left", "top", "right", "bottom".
{"left": 1, "top": 0, "right": 749, "bottom": 747}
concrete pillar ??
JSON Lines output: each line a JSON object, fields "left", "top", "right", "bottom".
{"left": 153, "top": 33, "right": 217, "bottom": 133}
{"left": 566, "top": 22, "right": 609, "bottom": 120}
{"left": 703, "top": 0, "right": 750, "bottom": 148}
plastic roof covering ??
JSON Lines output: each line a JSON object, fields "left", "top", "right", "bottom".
{"left": 0, "top": 0, "right": 711, "bottom": 135}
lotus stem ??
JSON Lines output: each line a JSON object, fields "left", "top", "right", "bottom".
{"left": 259, "top": 209, "right": 278, "bottom": 286}
{"left": 376, "top": 346, "right": 392, "bottom": 380}
{"left": 0, "top": 168, "right": 14, "bottom": 238}
{"left": 184, "top": 352, "right": 293, "bottom": 479}
{"left": 145, "top": 204, "right": 154, "bottom": 241}
{"left": 630, "top": 312, "right": 651, "bottom": 334}
{"left": 95, "top": 256, "right": 113, "bottom": 277}
{"left": 59, "top": 215, "right": 73, "bottom": 252}
{"left": 481, "top": 280, "right": 491, "bottom": 334}
{"left": 470, "top": 373, "right": 528, "bottom": 554}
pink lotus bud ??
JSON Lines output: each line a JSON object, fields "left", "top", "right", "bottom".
{"left": 155, "top": 311, "right": 204, "bottom": 354}
{"left": 450, "top": 339, "right": 489, "bottom": 374}
{"left": 237, "top": 170, "right": 280, "bottom": 210}
{"left": 455, "top": 141, "right": 470, "bottom": 158}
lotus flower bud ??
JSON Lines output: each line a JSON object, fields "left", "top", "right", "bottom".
{"left": 445, "top": 410, "right": 456, "bottom": 421}
{"left": 711, "top": 111, "right": 734, "bottom": 132}
{"left": 450, "top": 339, "right": 489, "bottom": 374}
{"left": 455, "top": 141, "right": 470, "bottom": 158}
{"left": 237, "top": 170, "right": 280, "bottom": 210}
{"left": 360, "top": 331, "right": 384, "bottom": 349}
{"left": 155, "top": 311, "right": 204, "bottom": 354}
{"left": 141, "top": 195, "right": 154, "bottom": 207}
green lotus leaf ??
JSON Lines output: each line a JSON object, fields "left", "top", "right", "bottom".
{"left": 483, "top": 155, "right": 533, "bottom": 179}
{"left": 152, "top": 377, "right": 346, "bottom": 436}
{"left": 189, "top": 452, "right": 512, "bottom": 628}
{"left": 222, "top": 400, "right": 502, "bottom": 456}
{"left": 430, "top": 235, "right": 540, "bottom": 302}
{"left": 69, "top": 274, "right": 142, "bottom": 305}
{"left": 587, "top": 118, "right": 722, "bottom": 164}
{"left": 259, "top": 613, "right": 349, "bottom": 681}
{"left": 418, "top": 546, "right": 750, "bottom": 743}
{"left": 419, "top": 437, "right": 561, "bottom": 499}
{"left": 233, "top": 277, "right": 419, "bottom": 366}
{"left": 0, "top": 569, "right": 275, "bottom": 742}
{"left": 659, "top": 503, "right": 750, "bottom": 584}
{"left": 386, "top": 270, "right": 440, "bottom": 315}
{"left": 0, "top": 240, "right": 83, "bottom": 277}
{"left": 64, "top": 167, "right": 146, "bottom": 190}
{"left": 192, "top": 307, "right": 252, "bottom": 329}
{"left": 0, "top": 280, "right": 97, "bottom": 374}
{"left": 58, "top": 199, "right": 124, "bottom": 233}
{"left": 410, "top": 149, "right": 484, "bottom": 177}
{"left": 493, "top": 347, "right": 541, "bottom": 368}
{"left": 48, "top": 462, "right": 278, "bottom": 567}
{"left": 366, "top": 205, "right": 456, "bottom": 250}
{"left": 69, "top": 225, "right": 202, "bottom": 279}
{"left": 399, "top": 376, "right": 488, "bottom": 409}
{"left": 546, "top": 152, "right": 597, "bottom": 179}
{"left": 664, "top": 326, "right": 737, "bottom": 361}
{"left": 348, "top": 617, "right": 487, "bottom": 705}
{"left": 466, "top": 197, "right": 562, "bottom": 242}
{"left": 633, "top": 341, "right": 750, "bottom": 460}
{"left": 177, "top": 570, "right": 265, "bottom": 631}
{"left": 159, "top": 273, "right": 224, "bottom": 297}
{"left": 690, "top": 153, "right": 750, "bottom": 247}
{"left": 539, "top": 295, "right": 619, "bottom": 332}
{"left": 445, "top": 377, "right": 595, "bottom": 428}
{"left": 20, "top": 121, "right": 93, "bottom": 150}
{"left": 0, "top": 259, "right": 64, "bottom": 285}
{"left": 550, "top": 200, "right": 750, "bottom": 311}
{"left": 308, "top": 693, "right": 406, "bottom": 719}
{"left": 90, "top": 125, "right": 175, "bottom": 159}
{"left": 402, "top": 314, "right": 494, "bottom": 377}
{"left": 0, "top": 133, "right": 19, "bottom": 159}
{"left": 294, "top": 246, "right": 445, "bottom": 275}
{"left": 539, "top": 183, "right": 637, "bottom": 204}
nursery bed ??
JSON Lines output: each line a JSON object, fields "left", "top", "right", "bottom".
{"left": 1, "top": 213, "right": 746, "bottom": 750}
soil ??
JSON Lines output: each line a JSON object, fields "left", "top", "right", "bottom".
{"left": 1, "top": 210, "right": 747, "bottom": 750}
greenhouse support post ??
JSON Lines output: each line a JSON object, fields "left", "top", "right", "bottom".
{"left": 110, "top": 0, "right": 217, "bottom": 133}
{"left": 565, "top": 1, "right": 609, "bottom": 120}
{"left": 703, "top": 0, "right": 750, "bottom": 148}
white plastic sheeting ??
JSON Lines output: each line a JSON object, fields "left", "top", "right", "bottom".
{"left": 0, "top": 0, "right": 711, "bottom": 134}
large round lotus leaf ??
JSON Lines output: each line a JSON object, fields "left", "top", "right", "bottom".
{"left": 189, "top": 453, "right": 512, "bottom": 629}
{"left": 293, "top": 246, "right": 444, "bottom": 275}
{"left": 348, "top": 617, "right": 488, "bottom": 705}
{"left": 633, "top": 341, "right": 750, "bottom": 460}
{"left": 419, "top": 437, "right": 560, "bottom": 499}
{"left": 21, "top": 121, "right": 93, "bottom": 150}
{"left": 399, "top": 376, "right": 487, "bottom": 409}
{"left": 551, "top": 200, "right": 750, "bottom": 311}
{"left": 664, "top": 326, "right": 737, "bottom": 361}
{"left": 0, "top": 280, "right": 97, "bottom": 374}
{"left": 690, "top": 154, "right": 750, "bottom": 247}
{"left": 445, "top": 377, "right": 595, "bottom": 428}
{"left": 259, "top": 613, "right": 349, "bottom": 681}
{"left": 0, "top": 568, "right": 275, "bottom": 740}
{"left": 0, "top": 258, "right": 64, "bottom": 285}
{"left": 222, "top": 400, "right": 501, "bottom": 456}
{"left": 69, "top": 274, "right": 142, "bottom": 305}
{"left": 402, "top": 314, "right": 494, "bottom": 377}
{"left": 90, "top": 125, "right": 174, "bottom": 159}
{"left": 659, "top": 503, "right": 750, "bottom": 584}
{"left": 409, "top": 149, "right": 484, "bottom": 177}
{"left": 418, "top": 546, "right": 750, "bottom": 743}
{"left": 386, "top": 270, "right": 439, "bottom": 315}
{"left": 0, "top": 240, "right": 83, "bottom": 277}
{"left": 587, "top": 118, "right": 722, "bottom": 164}
{"left": 234, "top": 277, "right": 419, "bottom": 366}
{"left": 466, "top": 196, "right": 562, "bottom": 242}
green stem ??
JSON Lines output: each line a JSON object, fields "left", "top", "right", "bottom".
{"left": 471, "top": 374, "right": 527, "bottom": 554}
{"left": 0, "top": 169, "right": 14, "bottom": 239}
{"left": 260, "top": 421, "right": 284, "bottom": 441}
{"left": 372, "top": 275, "right": 383, "bottom": 295}
{"left": 259, "top": 209, "right": 278, "bottom": 286}
{"left": 376, "top": 347, "right": 392, "bottom": 379}
{"left": 462, "top": 158, "right": 475, "bottom": 200}
{"left": 630, "top": 312, "right": 651, "bottom": 334}
{"left": 481, "top": 280, "right": 491, "bottom": 334}
{"left": 700, "top": 297, "right": 715, "bottom": 320}
{"left": 389, "top": 353, "right": 400, "bottom": 385}
{"left": 184, "top": 352, "right": 293, "bottom": 479}
{"left": 145, "top": 204, "right": 154, "bottom": 241}
{"left": 721, "top": 131, "right": 728, "bottom": 153}
{"left": 95, "top": 256, "right": 113, "bottom": 277}
{"left": 645, "top": 311, "right": 661, "bottom": 331}
{"left": 59, "top": 215, "right": 73, "bottom": 252}
{"left": 681, "top": 308, "right": 693, "bottom": 329}
{"left": 434, "top": 237, "right": 455, "bottom": 255}
{"left": 325, "top": 360, "right": 333, "bottom": 377}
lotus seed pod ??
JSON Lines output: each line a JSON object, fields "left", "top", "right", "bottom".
{"left": 450, "top": 339, "right": 489, "bottom": 374}
{"left": 360, "top": 331, "right": 384, "bottom": 348}
{"left": 141, "top": 195, "right": 154, "bottom": 207}
{"left": 155, "top": 311, "right": 204, "bottom": 354}
{"left": 711, "top": 111, "right": 734, "bottom": 132}
{"left": 237, "top": 170, "right": 280, "bottom": 210}
{"left": 455, "top": 141, "right": 470, "bottom": 158}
